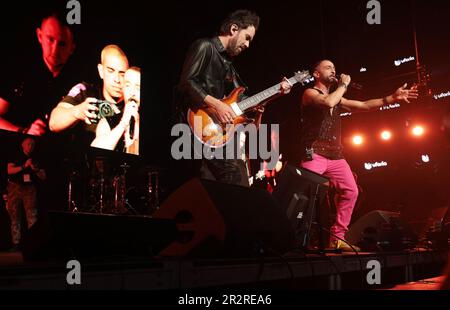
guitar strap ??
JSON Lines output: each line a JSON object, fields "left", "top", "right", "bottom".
{"left": 213, "top": 38, "right": 248, "bottom": 93}
{"left": 230, "top": 63, "right": 248, "bottom": 91}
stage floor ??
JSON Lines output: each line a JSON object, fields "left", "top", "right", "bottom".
{"left": 387, "top": 276, "right": 445, "bottom": 290}
{"left": 0, "top": 248, "right": 447, "bottom": 290}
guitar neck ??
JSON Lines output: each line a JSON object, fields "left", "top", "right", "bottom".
{"left": 237, "top": 76, "right": 298, "bottom": 112}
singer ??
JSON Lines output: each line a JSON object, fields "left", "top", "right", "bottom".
{"left": 299, "top": 59, "right": 418, "bottom": 252}
{"left": 91, "top": 66, "right": 140, "bottom": 154}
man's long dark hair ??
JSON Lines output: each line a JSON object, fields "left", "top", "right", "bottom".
{"left": 219, "top": 9, "right": 260, "bottom": 35}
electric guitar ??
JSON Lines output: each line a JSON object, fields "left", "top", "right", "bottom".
{"left": 187, "top": 70, "right": 311, "bottom": 147}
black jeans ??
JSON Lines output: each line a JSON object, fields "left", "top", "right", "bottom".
{"left": 200, "top": 159, "right": 249, "bottom": 187}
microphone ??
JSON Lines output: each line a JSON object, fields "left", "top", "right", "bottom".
{"left": 126, "top": 98, "right": 138, "bottom": 137}
{"left": 129, "top": 115, "right": 135, "bottom": 137}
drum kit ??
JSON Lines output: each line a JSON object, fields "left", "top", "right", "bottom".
{"left": 67, "top": 156, "right": 162, "bottom": 215}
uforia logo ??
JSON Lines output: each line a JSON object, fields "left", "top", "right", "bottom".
{"left": 433, "top": 91, "right": 450, "bottom": 100}
{"left": 364, "top": 161, "right": 388, "bottom": 170}
{"left": 394, "top": 56, "right": 414, "bottom": 67}
{"left": 379, "top": 103, "right": 401, "bottom": 111}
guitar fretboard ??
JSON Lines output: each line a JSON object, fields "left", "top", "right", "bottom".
{"left": 237, "top": 76, "right": 298, "bottom": 112}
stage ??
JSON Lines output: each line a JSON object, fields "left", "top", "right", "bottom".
{"left": 0, "top": 248, "right": 447, "bottom": 290}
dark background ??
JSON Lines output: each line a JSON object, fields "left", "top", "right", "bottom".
{"left": 1, "top": 0, "right": 450, "bottom": 222}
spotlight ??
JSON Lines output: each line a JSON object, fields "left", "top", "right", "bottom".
{"left": 353, "top": 135, "right": 364, "bottom": 146}
{"left": 412, "top": 126, "right": 425, "bottom": 137}
{"left": 380, "top": 130, "right": 392, "bottom": 141}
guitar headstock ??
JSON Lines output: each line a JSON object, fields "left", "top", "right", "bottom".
{"left": 293, "top": 70, "right": 313, "bottom": 86}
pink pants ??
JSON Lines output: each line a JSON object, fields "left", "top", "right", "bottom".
{"left": 300, "top": 154, "right": 358, "bottom": 241}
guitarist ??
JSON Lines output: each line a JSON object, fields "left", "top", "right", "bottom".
{"left": 175, "top": 9, "right": 291, "bottom": 186}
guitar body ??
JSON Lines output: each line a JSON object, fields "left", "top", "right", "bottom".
{"left": 186, "top": 70, "right": 311, "bottom": 148}
{"left": 187, "top": 87, "right": 250, "bottom": 148}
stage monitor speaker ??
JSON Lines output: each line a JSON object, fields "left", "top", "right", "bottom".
{"left": 21, "top": 211, "right": 178, "bottom": 261}
{"left": 346, "top": 210, "right": 400, "bottom": 244}
{"left": 271, "top": 165, "right": 329, "bottom": 249}
{"left": 346, "top": 210, "right": 416, "bottom": 251}
{"left": 153, "top": 178, "right": 295, "bottom": 257}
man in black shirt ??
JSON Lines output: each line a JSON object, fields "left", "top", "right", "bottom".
{"left": 6, "top": 137, "right": 46, "bottom": 248}
{"left": 300, "top": 59, "right": 418, "bottom": 251}
{"left": 0, "top": 11, "right": 77, "bottom": 136}
{"left": 49, "top": 45, "right": 129, "bottom": 148}
{"left": 176, "top": 10, "right": 291, "bottom": 186}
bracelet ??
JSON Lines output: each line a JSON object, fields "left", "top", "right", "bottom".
{"left": 339, "top": 82, "right": 348, "bottom": 90}
{"left": 17, "top": 127, "right": 28, "bottom": 134}
{"left": 382, "top": 97, "right": 389, "bottom": 105}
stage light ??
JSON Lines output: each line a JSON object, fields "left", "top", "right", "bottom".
{"left": 380, "top": 130, "right": 392, "bottom": 141}
{"left": 412, "top": 126, "right": 425, "bottom": 137}
{"left": 352, "top": 135, "right": 364, "bottom": 146}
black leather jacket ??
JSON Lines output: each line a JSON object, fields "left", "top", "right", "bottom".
{"left": 176, "top": 37, "right": 241, "bottom": 120}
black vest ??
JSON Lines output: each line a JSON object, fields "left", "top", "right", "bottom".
{"left": 300, "top": 88, "right": 344, "bottom": 160}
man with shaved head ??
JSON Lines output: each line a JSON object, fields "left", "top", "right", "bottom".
{"left": 49, "top": 44, "right": 129, "bottom": 147}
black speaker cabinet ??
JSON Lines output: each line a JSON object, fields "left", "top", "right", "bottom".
{"left": 154, "top": 178, "right": 295, "bottom": 257}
